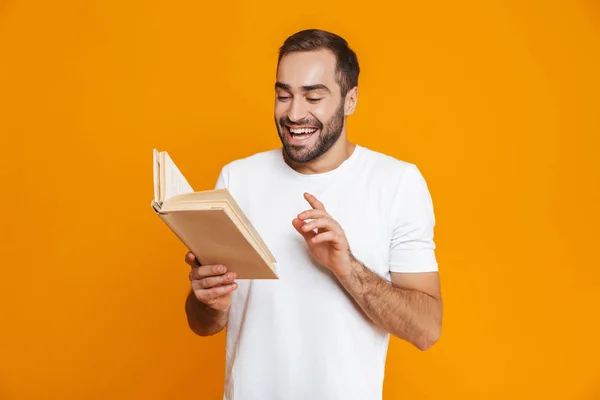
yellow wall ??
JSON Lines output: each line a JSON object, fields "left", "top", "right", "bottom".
{"left": 1, "top": 1, "right": 598, "bottom": 399}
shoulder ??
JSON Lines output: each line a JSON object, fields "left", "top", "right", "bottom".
{"left": 223, "top": 148, "right": 280, "bottom": 170}
{"left": 356, "top": 145, "right": 424, "bottom": 188}
{"left": 355, "top": 147, "right": 436, "bottom": 232}
{"left": 355, "top": 146, "right": 435, "bottom": 216}
{"left": 217, "top": 148, "right": 281, "bottom": 181}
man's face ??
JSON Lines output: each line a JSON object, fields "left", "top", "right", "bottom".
{"left": 274, "top": 49, "right": 346, "bottom": 164}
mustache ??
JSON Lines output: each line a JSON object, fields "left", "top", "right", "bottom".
{"left": 279, "top": 116, "right": 323, "bottom": 129}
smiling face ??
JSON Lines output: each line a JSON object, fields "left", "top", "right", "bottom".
{"left": 274, "top": 49, "right": 348, "bottom": 164}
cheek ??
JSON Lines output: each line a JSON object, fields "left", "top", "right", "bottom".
{"left": 274, "top": 103, "right": 288, "bottom": 120}
{"left": 311, "top": 104, "right": 334, "bottom": 123}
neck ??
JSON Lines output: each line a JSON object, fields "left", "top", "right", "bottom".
{"left": 283, "top": 136, "right": 357, "bottom": 175}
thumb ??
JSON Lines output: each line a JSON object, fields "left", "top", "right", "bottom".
{"left": 292, "top": 217, "right": 316, "bottom": 242}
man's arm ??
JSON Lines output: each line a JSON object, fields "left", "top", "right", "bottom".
{"left": 185, "top": 289, "right": 230, "bottom": 336}
{"left": 335, "top": 256, "right": 442, "bottom": 350}
{"left": 184, "top": 252, "right": 238, "bottom": 336}
{"left": 293, "top": 192, "right": 442, "bottom": 350}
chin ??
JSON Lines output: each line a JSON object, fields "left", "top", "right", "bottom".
{"left": 284, "top": 147, "right": 311, "bottom": 163}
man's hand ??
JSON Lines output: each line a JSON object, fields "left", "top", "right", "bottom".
{"left": 292, "top": 192, "right": 353, "bottom": 277}
{"left": 185, "top": 252, "right": 238, "bottom": 312}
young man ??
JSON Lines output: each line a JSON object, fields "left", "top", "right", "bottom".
{"left": 184, "top": 29, "right": 443, "bottom": 400}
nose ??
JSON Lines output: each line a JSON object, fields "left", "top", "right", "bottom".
{"left": 287, "top": 98, "right": 308, "bottom": 123}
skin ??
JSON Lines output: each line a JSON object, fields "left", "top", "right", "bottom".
{"left": 185, "top": 49, "right": 443, "bottom": 350}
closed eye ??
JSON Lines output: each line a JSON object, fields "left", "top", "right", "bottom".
{"left": 307, "top": 98, "right": 322, "bottom": 103}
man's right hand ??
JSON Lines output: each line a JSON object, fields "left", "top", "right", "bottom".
{"left": 186, "top": 251, "right": 238, "bottom": 312}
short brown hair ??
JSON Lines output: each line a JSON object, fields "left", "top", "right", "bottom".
{"left": 277, "top": 29, "right": 360, "bottom": 97}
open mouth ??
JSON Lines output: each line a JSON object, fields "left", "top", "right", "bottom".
{"left": 286, "top": 126, "right": 318, "bottom": 143}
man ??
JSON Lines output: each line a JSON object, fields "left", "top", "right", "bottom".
{"left": 184, "top": 29, "right": 442, "bottom": 400}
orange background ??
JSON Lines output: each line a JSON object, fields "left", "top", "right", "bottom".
{"left": 1, "top": 0, "right": 599, "bottom": 399}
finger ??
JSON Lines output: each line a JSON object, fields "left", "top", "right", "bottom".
{"left": 185, "top": 251, "right": 201, "bottom": 267}
{"left": 194, "top": 271, "right": 237, "bottom": 289}
{"left": 304, "top": 192, "right": 326, "bottom": 211}
{"left": 189, "top": 264, "right": 227, "bottom": 281}
{"left": 297, "top": 209, "right": 328, "bottom": 221}
{"left": 301, "top": 218, "right": 339, "bottom": 233}
{"left": 292, "top": 217, "right": 316, "bottom": 242}
{"left": 196, "top": 282, "right": 238, "bottom": 304}
{"left": 311, "top": 231, "right": 343, "bottom": 246}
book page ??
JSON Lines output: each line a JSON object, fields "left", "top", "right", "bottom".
{"left": 162, "top": 151, "right": 194, "bottom": 201}
{"left": 153, "top": 149, "right": 160, "bottom": 202}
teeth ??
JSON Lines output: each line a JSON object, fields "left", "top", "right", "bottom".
{"left": 290, "top": 128, "right": 317, "bottom": 134}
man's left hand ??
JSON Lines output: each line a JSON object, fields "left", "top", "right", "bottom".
{"left": 292, "top": 192, "right": 353, "bottom": 277}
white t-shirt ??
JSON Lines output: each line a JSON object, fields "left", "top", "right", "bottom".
{"left": 214, "top": 144, "right": 438, "bottom": 400}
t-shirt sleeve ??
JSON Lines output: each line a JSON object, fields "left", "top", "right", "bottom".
{"left": 389, "top": 164, "right": 438, "bottom": 273}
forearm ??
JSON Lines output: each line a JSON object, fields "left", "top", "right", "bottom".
{"left": 336, "top": 257, "right": 442, "bottom": 350}
{"left": 184, "top": 290, "right": 229, "bottom": 336}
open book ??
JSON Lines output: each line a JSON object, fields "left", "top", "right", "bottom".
{"left": 151, "top": 149, "right": 278, "bottom": 279}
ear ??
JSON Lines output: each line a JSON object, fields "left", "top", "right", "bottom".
{"left": 344, "top": 86, "right": 358, "bottom": 116}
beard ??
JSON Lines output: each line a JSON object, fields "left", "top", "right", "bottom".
{"left": 276, "top": 100, "right": 345, "bottom": 164}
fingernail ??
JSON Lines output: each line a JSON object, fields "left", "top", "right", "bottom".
{"left": 219, "top": 266, "right": 225, "bottom": 273}
{"left": 227, "top": 272, "right": 234, "bottom": 279}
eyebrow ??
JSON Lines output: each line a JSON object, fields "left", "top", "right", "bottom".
{"left": 275, "top": 82, "right": 331, "bottom": 94}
